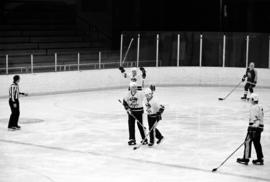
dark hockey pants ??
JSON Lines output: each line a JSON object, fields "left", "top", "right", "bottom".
{"left": 243, "top": 127, "right": 263, "bottom": 160}
{"left": 244, "top": 83, "right": 255, "bottom": 93}
{"left": 148, "top": 115, "right": 163, "bottom": 144}
{"left": 128, "top": 111, "right": 146, "bottom": 141}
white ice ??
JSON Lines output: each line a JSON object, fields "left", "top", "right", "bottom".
{"left": 0, "top": 87, "right": 270, "bottom": 182}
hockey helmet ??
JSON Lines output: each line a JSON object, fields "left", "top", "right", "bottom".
{"left": 250, "top": 93, "right": 259, "bottom": 102}
{"left": 144, "top": 88, "right": 153, "bottom": 96}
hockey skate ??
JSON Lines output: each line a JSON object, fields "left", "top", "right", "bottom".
{"left": 15, "top": 125, "right": 21, "bottom": 130}
{"left": 241, "top": 95, "right": 247, "bottom": 100}
{"left": 148, "top": 143, "right": 154, "bottom": 147}
{"left": 252, "top": 159, "right": 264, "bottom": 165}
{"left": 128, "top": 139, "right": 136, "bottom": 146}
{"left": 157, "top": 136, "right": 164, "bottom": 144}
{"left": 236, "top": 158, "right": 249, "bottom": 165}
{"left": 8, "top": 127, "right": 17, "bottom": 131}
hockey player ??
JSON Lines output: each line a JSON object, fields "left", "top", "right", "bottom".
{"left": 8, "top": 75, "right": 28, "bottom": 130}
{"left": 241, "top": 62, "right": 258, "bottom": 100}
{"left": 119, "top": 66, "right": 146, "bottom": 90}
{"left": 237, "top": 93, "right": 264, "bottom": 165}
{"left": 123, "top": 82, "right": 147, "bottom": 145}
{"left": 144, "top": 88, "right": 165, "bottom": 147}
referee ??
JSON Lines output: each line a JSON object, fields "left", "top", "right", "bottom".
{"left": 8, "top": 75, "right": 28, "bottom": 130}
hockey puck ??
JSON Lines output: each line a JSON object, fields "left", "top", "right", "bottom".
{"left": 212, "top": 168, "right": 217, "bottom": 172}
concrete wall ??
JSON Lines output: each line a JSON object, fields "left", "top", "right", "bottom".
{"left": 0, "top": 67, "right": 270, "bottom": 98}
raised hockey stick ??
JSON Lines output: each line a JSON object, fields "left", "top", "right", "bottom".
{"left": 212, "top": 141, "right": 245, "bottom": 172}
{"left": 121, "top": 38, "right": 134, "bottom": 66}
{"left": 218, "top": 80, "right": 242, "bottom": 101}
{"left": 118, "top": 99, "right": 146, "bottom": 130}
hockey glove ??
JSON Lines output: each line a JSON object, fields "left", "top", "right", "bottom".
{"left": 156, "top": 105, "right": 165, "bottom": 121}
{"left": 140, "top": 67, "right": 146, "bottom": 79}
{"left": 159, "top": 105, "right": 165, "bottom": 114}
{"left": 156, "top": 113, "right": 162, "bottom": 121}
{"left": 242, "top": 75, "right": 247, "bottom": 82}
{"left": 119, "top": 66, "right": 126, "bottom": 73}
{"left": 139, "top": 67, "right": 145, "bottom": 72}
{"left": 150, "top": 84, "right": 156, "bottom": 92}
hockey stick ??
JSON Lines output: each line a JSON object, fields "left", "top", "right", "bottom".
{"left": 218, "top": 80, "right": 242, "bottom": 101}
{"left": 118, "top": 99, "right": 147, "bottom": 130}
{"left": 212, "top": 141, "right": 245, "bottom": 172}
{"left": 133, "top": 119, "right": 160, "bottom": 150}
{"left": 121, "top": 38, "right": 134, "bottom": 66}
{"left": 247, "top": 81, "right": 256, "bottom": 86}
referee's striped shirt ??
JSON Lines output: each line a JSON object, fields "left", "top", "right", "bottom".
{"left": 9, "top": 83, "right": 19, "bottom": 102}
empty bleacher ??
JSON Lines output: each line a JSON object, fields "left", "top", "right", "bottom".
{"left": 0, "top": 0, "right": 116, "bottom": 73}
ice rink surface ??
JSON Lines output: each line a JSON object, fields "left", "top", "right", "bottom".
{"left": 0, "top": 86, "right": 270, "bottom": 182}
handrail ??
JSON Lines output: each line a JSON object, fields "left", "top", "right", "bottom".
{"left": 0, "top": 60, "right": 156, "bottom": 74}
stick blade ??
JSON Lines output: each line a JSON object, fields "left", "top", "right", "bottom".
{"left": 218, "top": 98, "right": 224, "bottom": 101}
{"left": 212, "top": 168, "right": 218, "bottom": 172}
{"left": 133, "top": 146, "right": 138, "bottom": 150}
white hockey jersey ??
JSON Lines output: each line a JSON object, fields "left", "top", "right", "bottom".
{"left": 124, "top": 90, "right": 144, "bottom": 111}
{"left": 249, "top": 104, "right": 264, "bottom": 129}
{"left": 144, "top": 98, "right": 162, "bottom": 115}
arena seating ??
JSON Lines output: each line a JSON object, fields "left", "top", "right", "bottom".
{"left": 0, "top": 1, "right": 113, "bottom": 71}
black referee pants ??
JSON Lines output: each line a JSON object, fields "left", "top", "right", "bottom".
{"left": 243, "top": 127, "right": 264, "bottom": 160}
{"left": 8, "top": 99, "right": 20, "bottom": 128}
{"left": 128, "top": 111, "right": 146, "bottom": 141}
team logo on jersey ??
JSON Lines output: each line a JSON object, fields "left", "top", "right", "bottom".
{"left": 131, "top": 77, "right": 137, "bottom": 82}
{"left": 247, "top": 72, "right": 251, "bottom": 78}
{"left": 129, "top": 96, "right": 138, "bottom": 107}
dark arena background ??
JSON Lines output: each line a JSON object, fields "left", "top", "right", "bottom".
{"left": 0, "top": 0, "right": 270, "bottom": 181}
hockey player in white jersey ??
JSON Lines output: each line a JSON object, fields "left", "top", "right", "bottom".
{"left": 237, "top": 93, "right": 264, "bottom": 165}
{"left": 122, "top": 82, "right": 147, "bottom": 145}
{"left": 119, "top": 66, "right": 146, "bottom": 90}
{"left": 144, "top": 88, "right": 165, "bottom": 147}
